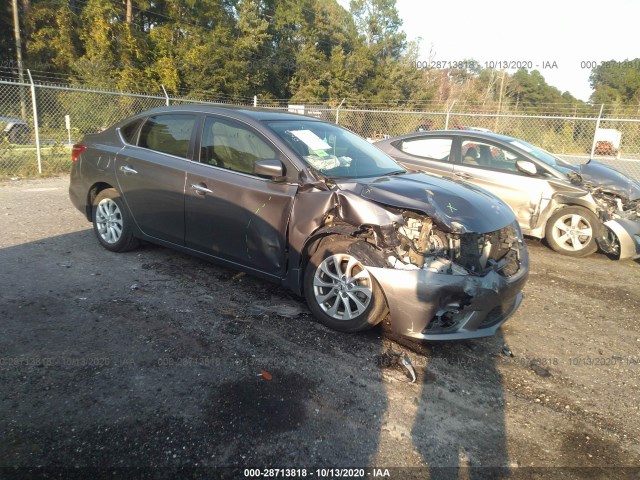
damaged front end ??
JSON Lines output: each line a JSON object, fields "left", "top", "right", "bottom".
{"left": 574, "top": 161, "right": 640, "bottom": 259}
{"left": 590, "top": 188, "right": 640, "bottom": 259}
{"left": 367, "top": 212, "right": 529, "bottom": 340}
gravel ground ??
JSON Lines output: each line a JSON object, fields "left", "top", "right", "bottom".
{"left": 1, "top": 176, "right": 639, "bottom": 479}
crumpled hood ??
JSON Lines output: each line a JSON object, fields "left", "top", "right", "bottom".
{"left": 340, "top": 172, "right": 516, "bottom": 233}
{"left": 577, "top": 161, "right": 640, "bottom": 200}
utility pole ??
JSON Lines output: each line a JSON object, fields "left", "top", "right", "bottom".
{"left": 494, "top": 70, "right": 506, "bottom": 131}
{"left": 12, "top": 0, "right": 27, "bottom": 119}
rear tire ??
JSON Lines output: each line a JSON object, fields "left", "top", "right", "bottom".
{"left": 545, "top": 206, "right": 599, "bottom": 257}
{"left": 304, "top": 237, "right": 387, "bottom": 333}
{"left": 92, "top": 188, "right": 139, "bottom": 252}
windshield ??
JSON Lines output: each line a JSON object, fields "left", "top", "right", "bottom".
{"left": 266, "top": 120, "right": 405, "bottom": 178}
{"left": 508, "top": 138, "right": 572, "bottom": 169}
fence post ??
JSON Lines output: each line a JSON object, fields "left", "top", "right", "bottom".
{"left": 253, "top": 95, "right": 257, "bottom": 107}
{"left": 26, "top": 70, "right": 42, "bottom": 174}
{"left": 590, "top": 104, "right": 604, "bottom": 159}
{"left": 161, "top": 85, "right": 170, "bottom": 106}
{"left": 445, "top": 100, "right": 456, "bottom": 129}
{"left": 335, "top": 98, "right": 346, "bottom": 125}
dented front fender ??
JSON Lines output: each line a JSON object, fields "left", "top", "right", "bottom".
{"left": 604, "top": 219, "right": 640, "bottom": 260}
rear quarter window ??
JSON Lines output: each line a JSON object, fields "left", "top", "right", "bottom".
{"left": 119, "top": 119, "right": 143, "bottom": 144}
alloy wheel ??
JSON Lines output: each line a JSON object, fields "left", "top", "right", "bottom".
{"left": 550, "top": 213, "right": 593, "bottom": 252}
{"left": 313, "top": 253, "right": 373, "bottom": 321}
{"left": 95, "top": 198, "right": 124, "bottom": 244}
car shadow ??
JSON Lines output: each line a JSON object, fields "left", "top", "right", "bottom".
{"left": 378, "top": 324, "right": 510, "bottom": 478}
{"left": 412, "top": 333, "right": 509, "bottom": 478}
{"left": 0, "top": 230, "right": 387, "bottom": 473}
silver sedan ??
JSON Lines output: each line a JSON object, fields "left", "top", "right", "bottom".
{"left": 376, "top": 131, "right": 640, "bottom": 259}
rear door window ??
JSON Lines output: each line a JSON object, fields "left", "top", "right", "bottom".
{"left": 138, "top": 114, "right": 197, "bottom": 158}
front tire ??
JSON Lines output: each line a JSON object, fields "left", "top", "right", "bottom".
{"left": 92, "top": 188, "right": 139, "bottom": 252}
{"left": 304, "top": 237, "right": 388, "bottom": 333}
{"left": 545, "top": 206, "right": 599, "bottom": 257}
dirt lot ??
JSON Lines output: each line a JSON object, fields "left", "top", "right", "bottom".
{"left": 1, "top": 176, "right": 639, "bottom": 479}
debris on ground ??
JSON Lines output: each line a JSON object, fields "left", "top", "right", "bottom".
{"left": 380, "top": 348, "right": 417, "bottom": 383}
{"left": 530, "top": 360, "right": 552, "bottom": 377}
{"left": 259, "top": 370, "right": 273, "bottom": 381}
{"left": 400, "top": 353, "right": 417, "bottom": 383}
{"left": 247, "top": 300, "right": 308, "bottom": 318}
{"left": 502, "top": 344, "right": 514, "bottom": 357}
{"left": 231, "top": 272, "right": 246, "bottom": 282}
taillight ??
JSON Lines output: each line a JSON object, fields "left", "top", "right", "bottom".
{"left": 71, "top": 144, "right": 87, "bottom": 162}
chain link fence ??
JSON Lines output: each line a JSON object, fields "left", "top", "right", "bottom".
{"left": 2, "top": 79, "right": 640, "bottom": 180}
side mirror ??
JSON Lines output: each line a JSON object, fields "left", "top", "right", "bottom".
{"left": 254, "top": 159, "right": 285, "bottom": 180}
{"left": 516, "top": 159, "right": 537, "bottom": 176}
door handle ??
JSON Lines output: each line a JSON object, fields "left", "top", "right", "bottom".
{"left": 191, "top": 183, "right": 213, "bottom": 195}
{"left": 455, "top": 172, "right": 472, "bottom": 179}
{"left": 119, "top": 165, "right": 138, "bottom": 175}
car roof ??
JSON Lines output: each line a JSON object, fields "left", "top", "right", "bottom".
{"left": 123, "top": 104, "right": 323, "bottom": 123}
{"left": 380, "top": 130, "right": 520, "bottom": 144}
{"left": 0, "top": 116, "right": 27, "bottom": 124}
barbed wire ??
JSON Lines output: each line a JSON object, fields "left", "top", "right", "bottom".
{"left": 2, "top": 67, "right": 639, "bottom": 118}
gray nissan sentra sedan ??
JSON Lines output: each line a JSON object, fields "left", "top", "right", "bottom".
{"left": 69, "top": 106, "right": 529, "bottom": 340}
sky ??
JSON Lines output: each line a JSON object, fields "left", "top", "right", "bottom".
{"left": 394, "top": 0, "right": 640, "bottom": 101}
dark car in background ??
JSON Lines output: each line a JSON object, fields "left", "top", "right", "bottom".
{"left": 376, "top": 131, "right": 640, "bottom": 259}
{"left": 69, "top": 106, "right": 528, "bottom": 340}
{"left": 1, "top": 117, "right": 31, "bottom": 144}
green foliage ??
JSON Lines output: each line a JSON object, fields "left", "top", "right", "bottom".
{"left": 590, "top": 59, "right": 640, "bottom": 106}
{"left": 13, "top": 0, "right": 594, "bottom": 112}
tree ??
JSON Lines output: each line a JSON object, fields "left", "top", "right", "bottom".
{"left": 349, "top": 0, "right": 404, "bottom": 60}
{"left": 506, "top": 69, "right": 565, "bottom": 108}
{"left": 590, "top": 59, "right": 640, "bottom": 106}
{"left": 24, "top": 0, "right": 78, "bottom": 75}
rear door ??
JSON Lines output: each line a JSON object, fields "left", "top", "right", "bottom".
{"left": 453, "top": 137, "right": 554, "bottom": 232}
{"left": 184, "top": 115, "right": 297, "bottom": 278}
{"left": 115, "top": 113, "right": 198, "bottom": 245}
{"left": 388, "top": 136, "right": 455, "bottom": 177}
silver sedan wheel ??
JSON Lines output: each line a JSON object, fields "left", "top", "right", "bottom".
{"left": 313, "top": 253, "right": 373, "bottom": 321}
{"left": 95, "top": 198, "right": 124, "bottom": 244}
{"left": 550, "top": 213, "right": 594, "bottom": 252}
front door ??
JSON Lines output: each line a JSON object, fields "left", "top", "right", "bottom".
{"left": 453, "top": 138, "right": 553, "bottom": 233}
{"left": 185, "top": 116, "right": 297, "bottom": 277}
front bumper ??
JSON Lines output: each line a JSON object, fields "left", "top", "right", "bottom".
{"left": 367, "top": 254, "right": 529, "bottom": 341}
{"left": 604, "top": 219, "right": 640, "bottom": 260}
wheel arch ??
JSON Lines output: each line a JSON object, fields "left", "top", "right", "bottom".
{"left": 541, "top": 195, "right": 601, "bottom": 239}
{"left": 302, "top": 235, "right": 389, "bottom": 332}
{"left": 300, "top": 225, "right": 388, "bottom": 276}
{"left": 86, "top": 182, "right": 116, "bottom": 221}
{"left": 301, "top": 229, "right": 357, "bottom": 280}
{"left": 544, "top": 204, "right": 602, "bottom": 257}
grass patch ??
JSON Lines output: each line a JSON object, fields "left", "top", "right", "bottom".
{"left": 0, "top": 142, "right": 72, "bottom": 178}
